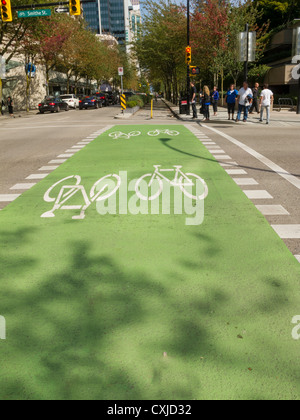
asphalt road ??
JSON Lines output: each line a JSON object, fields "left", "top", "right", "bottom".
{"left": 0, "top": 100, "right": 299, "bottom": 259}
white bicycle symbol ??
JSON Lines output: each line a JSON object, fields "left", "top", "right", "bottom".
{"left": 109, "top": 131, "right": 141, "bottom": 140}
{"left": 135, "top": 165, "right": 208, "bottom": 201}
{"left": 147, "top": 129, "right": 180, "bottom": 137}
{"left": 41, "top": 174, "right": 121, "bottom": 220}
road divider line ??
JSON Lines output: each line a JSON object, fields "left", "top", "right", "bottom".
{"left": 233, "top": 178, "right": 259, "bottom": 186}
{"left": 26, "top": 174, "right": 49, "bottom": 180}
{"left": 255, "top": 205, "right": 290, "bottom": 216}
{"left": 0, "top": 194, "right": 21, "bottom": 202}
{"left": 39, "top": 166, "right": 59, "bottom": 171}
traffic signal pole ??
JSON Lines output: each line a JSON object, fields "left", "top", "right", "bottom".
{"left": 187, "top": 0, "right": 190, "bottom": 116}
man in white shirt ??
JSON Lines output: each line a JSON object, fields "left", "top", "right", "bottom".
{"left": 236, "top": 82, "right": 253, "bottom": 122}
{"left": 260, "top": 84, "right": 274, "bottom": 125}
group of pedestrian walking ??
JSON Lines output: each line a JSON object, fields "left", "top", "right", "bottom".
{"left": 190, "top": 81, "right": 274, "bottom": 124}
{"left": 1, "top": 97, "right": 14, "bottom": 118}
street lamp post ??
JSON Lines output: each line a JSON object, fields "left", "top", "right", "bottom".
{"left": 292, "top": 23, "right": 300, "bottom": 114}
{"left": 186, "top": 0, "right": 190, "bottom": 116}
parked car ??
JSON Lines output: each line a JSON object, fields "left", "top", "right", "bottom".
{"left": 38, "top": 97, "right": 69, "bottom": 114}
{"left": 94, "top": 92, "right": 110, "bottom": 107}
{"left": 107, "top": 91, "right": 119, "bottom": 105}
{"left": 60, "top": 94, "right": 80, "bottom": 109}
{"left": 79, "top": 96, "right": 103, "bottom": 110}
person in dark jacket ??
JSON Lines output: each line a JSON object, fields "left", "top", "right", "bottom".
{"left": 250, "top": 83, "right": 260, "bottom": 114}
{"left": 211, "top": 86, "right": 219, "bottom": 116}
{"left": 225, "top": 84, "right": 239, "bottom": 120}
{"left": 7, "top": 96, "right": 14, "bottom": 118}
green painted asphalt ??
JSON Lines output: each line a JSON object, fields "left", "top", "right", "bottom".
{"left": 0, "top": 125, "right": 299, "bottom": 400}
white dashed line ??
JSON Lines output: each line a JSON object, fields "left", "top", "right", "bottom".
{"left": 0, "top": 194, "right": 21, "bottom": 202}
{"left": 39, "top": 166, "right": 59, "bottom": 171}
{"left": 271, "top": 225, "right": 300, "bottom": 239}
{"left": 233, "top": 178, "right": 259, "bottom": 186}
{"left": 26, "top": 173, "right": 49, "bottom": 180}
{"left": 255, "top": 205, "right": 290, "bottom": 216}
{"left": 10, "top": 183, "right": 36, "bottom": 190}
{"left": 295, "top": 255, "right": 300, "bottom": 263}
{"left": 243, "top": 190, "right": 273, "bottom": 199}
{"left": 226, "top": 169, "right": 248, "bottom": 175}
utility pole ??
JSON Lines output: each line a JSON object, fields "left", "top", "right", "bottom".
{"left": 186, "top": 0, "right": 190, "bottom": 115}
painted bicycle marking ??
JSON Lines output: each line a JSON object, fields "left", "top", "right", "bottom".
{"left": 147, "top": 129, "right": 180, "bottom": 137}
{"left": 41, "top": 174, "right": 121, "bottom": 220}
{"left": 135, "top": 165, "right": 208, "bottom": 201}
{"left": 109, "top": 131, "right": 141, "bottom": 140}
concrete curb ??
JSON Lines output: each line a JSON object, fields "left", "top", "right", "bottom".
{"left": 114, "top": 106, "right": 141, "bottom": 120}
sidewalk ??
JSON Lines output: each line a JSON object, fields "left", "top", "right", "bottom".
{"left": 163, "top": 99, "right": 300, "bottom": 126}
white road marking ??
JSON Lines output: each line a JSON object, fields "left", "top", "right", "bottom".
{"left": 71, "top": 146, "right": 85, "bottom": 149}
{"left": 10, "top": 183, "right": 36, "bottom": 190}
{"left": 26, "top": 173, "right": 49, "bottom": 180}
{"left": 49, "top": 159, "right": 67, "bottom": 164}
{"left": 295, "top": 255, "right": 300, "bottom": 263}
{"left": 0, "top": 194, "right": 21, "bottom": 201}
{"left": 65, "top": 149, "right": 79, "bottom": 153}
{"left": 243, "top": 190, "right": 273, "bottom": 199}
{"left": 210, "top": 150, "right": 226, "bottom": 154}
{"left": 202, "top": 124, "right": 300, "bottom": 191}
{"left": 255, "top": 205, "right": 290, "bottom": 216}
{"left": 233, "top": 178, "right": 259, "bottom": 186}
{"left": 39, "top": 166, "right": 59, "bottom": 171}
{"left": 271, "top": 225, "right": 300, "bottom": 239}
{"left": 58, "top": 154, "right": 74, "bottom": 158}
{"left": 216, "top": 155, "right": 232, "bottom": 160}
{"left": 226, "top": 169, "right": 248, "bottom": 175}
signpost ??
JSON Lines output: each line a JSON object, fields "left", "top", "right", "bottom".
{"left": 118, "top": 67, "right": 124, "bottom": 95}
{"left": 18, "top": 9, "right": 51, "bottom": 18}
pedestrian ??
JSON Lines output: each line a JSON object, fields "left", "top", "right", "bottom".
{"left": 1, "top": 99, "right": 5, "bottom": 116}
{"left": 202, "top": 85, "right": 210, "bottom": 121}
{"left": 259, "top": 84, "right": 274, "bottom": 125}
{"left": 190, "top": 81, "right": 198, "bottom": 119}
{"left": 225, "top": 84, "right": 238, "bottom": 121}
{"left": 236, "top": 82, "right": 253, "bottom": 123}
{"left": 7, "top": 96, "right": 15, "bottom": 118}
{"left": 211, "top": 86, "right": 219, "bottom": 116}
{"left": 250, "top": 82, "right": 260, "bottom": 114}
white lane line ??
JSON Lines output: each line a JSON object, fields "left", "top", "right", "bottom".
{"left": 215, "top": 155, "right": 232, "bottom": 160}
{"left": 26, "top": 173, "right": 49, "bottom": 180}
{"left": 233, "top": 178, "right": 259, "bottom": 186}
{"left": 210, "top": 150, "right": 226, "bottom": 154}
{"left": 226, "top": 169, "right": 247, "bottom": 175}
{"left": 71, "top": 146, "right": 85, "bottom": 149}
{"left": 10, "top": 183, "right": 36, "bottom": 190}
{"left": 295, "top": 255, "right": 300, "bottom": 263}
{"left": 65, "top": 149, "right": 79, "bottom": 153}
{"left": 0, "top": 194, "right": 21, "bottom": 201}
{"left": 39, "top": 166, "right": 59, "bottom": 171}
{"left": 271, "top": 225, "right": 300, "bottom": 239}
{"left": 255, "top": 205, "right": 290, "bottom": 216}
{"left": 49, "top": 159, "right": 67, "bottom": 164}
{"left": 58, "top": 154, "right": 74, "bottom": 158}
{"left": 202, "top": 142, "right": 216, "bottom": 145}
{"left": 202, "top": 124, "right": 300, "bottom": 191}
{"left": 243, "top": 190, "right": 273, "bottom": 199}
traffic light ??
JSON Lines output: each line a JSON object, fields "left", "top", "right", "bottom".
{"left": 190, "top": 66, "right": 200, "bottom": 76}
{"left": 69, "top": 0, "right": 81, "bottom": 16}
{"left": 0, "top": 0, "right": 12, "bottom": 22}
{"left": 185, "top": 46, "right": 192, "bottom": 65}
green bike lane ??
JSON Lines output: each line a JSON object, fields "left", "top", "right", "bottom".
{"left": 0, "top": 125, "right": 299, "bottom": 400}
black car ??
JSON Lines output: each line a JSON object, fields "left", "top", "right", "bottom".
{"left": 95, "top": 92, "right": 109, "bottom": 107}
{"left": 107, "top": 91, "right": 118, "bottom": 105}
{"left": 38, "top": 97, "right": 69, "bottom": 114}
{"left": 79, "top": 96, "right": 103, "bottom": 110}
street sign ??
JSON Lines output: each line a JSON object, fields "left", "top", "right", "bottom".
{"left": 18, "top": 9, "right": 51, "bottom": 18}
{"left": 118, "top": 67, "right": 124, "bottom": 76}
{"left": 55, "top": 7, "right": 69, "bottom": 14}
{"left": 190, "top": 66, "right": 200, "bottom": 76}
{"left": 120, "top": 94, "right": 126, "bottom": 111}
{"left": 0, "top": 55, "right": 6, "bottom": 79}
{"left": 238, "top": 31, "right": 256, "bottom": 62}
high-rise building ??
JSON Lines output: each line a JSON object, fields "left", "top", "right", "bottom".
{"left": 83, "top": 0, "right": 130, "bottom": 45}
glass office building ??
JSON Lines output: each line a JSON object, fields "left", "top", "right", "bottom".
{"left": 83, "top": 0, "right": 130, "bottom": 45}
